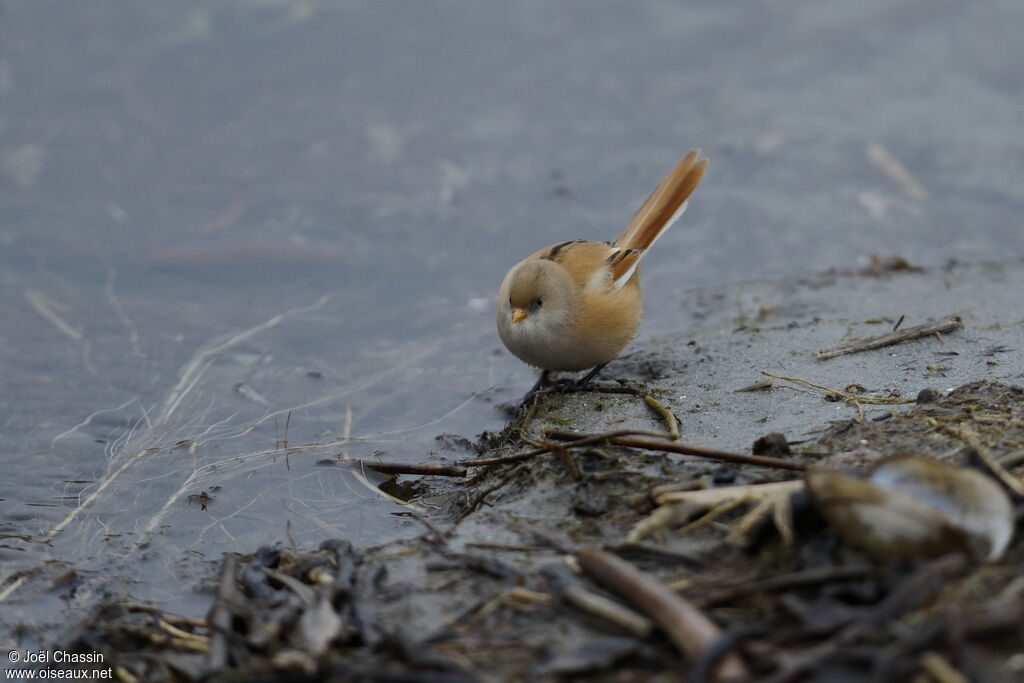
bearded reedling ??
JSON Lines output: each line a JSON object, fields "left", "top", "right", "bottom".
{"left": 497, "top": 149, "right": 708, "bottom": 391}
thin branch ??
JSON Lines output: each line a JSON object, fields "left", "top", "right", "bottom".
{"left": 577, "top": 548, "right": 749, "bottom": 681}
{"left": 542, "top": 565, "right": 654, "bottom": 639}
{"left": 643, "top": 395, "right": 680, "bottom": 439}
{"left": 454, "top": 463, "right": 529, "bottom": 523}
{"left": 360, "top": 461, "right": 467, "bottom": 478}
{"left": 652, "top": 480, "right": 804, "bottom": 507}
{"left": 206, "top": 554, "right": 238, "bottom": 673}
{"left": 456, "top": 429, "right": 673, "bottom": 467}
{"left": 701, "top": 565, "right": 875, "bottom": 607}
{"left": 927, "top": 423, "right": 1024, "bottom": 497}
{"left": 762, "top": 372, "right": 916, "bottom": 405}
{"left": 816, "top": 315, "right": 962, "bottom": 360}
{"left": 545, "top": 428, "right": 806, "bottom": 472}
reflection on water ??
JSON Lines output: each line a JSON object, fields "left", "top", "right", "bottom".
{"left": 1, "top": 267, "right": 513, "bottom": 645}
{"left": 3, "top": 0, "right": 1024, "bottom": 652}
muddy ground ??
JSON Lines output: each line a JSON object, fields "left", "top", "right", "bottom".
{"left": 59, "top": 260, "right": 1024, "bottom": 681}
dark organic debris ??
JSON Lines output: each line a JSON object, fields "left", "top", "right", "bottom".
{"left": 61, "top": 540, "right": 477, "bottom": 682}
{"left": 752, "top": 432, "right": 791, "bottom": 457}
{"left": 360, "top": 460, "right": 467, "bottom": 477}
{"left": 56, "top": 381, "right": 1024, "bottom": 682}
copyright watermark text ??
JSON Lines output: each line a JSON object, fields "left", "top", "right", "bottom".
{"left": 6, "top": 650, "right": 111, "bottom": 679}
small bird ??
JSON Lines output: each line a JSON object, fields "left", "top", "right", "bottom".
{"left": 497, "top": 149, "right": 708, "bottom": 391}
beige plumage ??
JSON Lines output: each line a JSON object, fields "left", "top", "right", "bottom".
{"left": 497, "top": 149, "right": 708, "bottom": 385}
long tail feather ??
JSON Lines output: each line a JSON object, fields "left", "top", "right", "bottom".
{"left": 613, "top": 149, "right": 708, "bottom": 261}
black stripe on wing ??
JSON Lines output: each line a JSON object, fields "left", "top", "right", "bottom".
{"left": 543, "top": 240, "right": 584, "bottom": 261}
{"left": 607, "top": 247, "right": 644, "bottom": 265}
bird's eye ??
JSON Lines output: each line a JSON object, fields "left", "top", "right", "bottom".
{"left": 534, "top": 298, "right": 543, "bottom": 308}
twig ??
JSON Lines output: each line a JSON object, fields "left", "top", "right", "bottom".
{"left": 928, "top": 423, "right": 1024, "bottom": 497}
{"left": 260, "top": 566, "right": 315, "bottom": 604}
{"left": 507, "top": 521, "right": 577, "bottom": 554}
{"left": 544, "top": 428, "right": 806, "bottom": 472}
{"left": 631, "top": 480, "right": 803, "bottom": 544}
{"left": 117, "top": 625, "right": 209, "bottom": 653}
{"left": 522, "top": 434, "right": 580, "bottom": 480}
{"left": 577, "top": 548, "right": 749, "bottom": 681}
{"left": 454, "top": 463, "right": 528, "bottom": 523}
{"left": 919, "top": 652, "right": 970, "bottom": 683}
{"left": 644, "top": 395, "right": 680, "bottom": 439}
{"left": 762, "top": 554, "right": 967, "bottom": 683}
{"left": 772, "top": 490, "right": 795, "bottom": 549}
{"left": 393, "top": 510, "right": 448, "bottom": 545}
{"left": 464, "top": 542, "right": 546, "bottom": 553}
{"left": 728, "top": 498, "right": 773, "bottom": 546}
{"left": 449, "top": 586, "right": 548, "bottom": 626}
{"left": 650, "top": 481, "right": 703, "bottom": 498}
{"left": 628, "top": 500, "right": 697, "bottom": 543}
{"left": 701, "top": 565, "right": 874, "bottom": 607}
{"left": 431, "top": 552, "right": 516, "bottom": 580}
{"left": 205, "top": 554, "right": 238, "bottom": 674}
{"left": 816, "top": 316, "right": 962, "bottom": 360}
{"left": 158, "top": 619, "right": 209, "bottom": 646}
{"left": 542, "top": 565, "right": 654, "bottom": 639}
{"left": 653, "top": 480, "right": 804, "bottom": 507}
{"left": 606, "top": 541, "right": 705, "bottom": 567}
{"left": 762, "top": 372, "right": 916, "bottom": 405}
{"left": 675, "top": 498, "right": 749, "bottom": 537}
{"left": 735, "top": 379, "right": 774, "bottom": 393}
{"left": 551, "top": 443, "right": 582, "bottom": 479}
{"left": 360, "top": 461, "right": 467, "bottom": 477}
{"left": 457, "top": 429, "right": 673, "bottom": 467}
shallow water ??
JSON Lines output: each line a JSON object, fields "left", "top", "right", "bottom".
{"left": 2, "top": 0, "right": 1023, "bottom": 651}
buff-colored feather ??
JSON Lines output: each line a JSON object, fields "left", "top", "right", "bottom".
{"left": 611, "top": 149, "right": 708, "bottom": 282}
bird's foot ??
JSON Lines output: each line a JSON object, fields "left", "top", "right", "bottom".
{"left": 524, "top": 363, "right": 611, "bottom": 400}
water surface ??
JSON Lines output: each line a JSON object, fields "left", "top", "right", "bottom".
{"left": 2, "top": 0, "right": 1023, "bottom": 650}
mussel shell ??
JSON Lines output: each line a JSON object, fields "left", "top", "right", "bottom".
{"left": 806, "top": 454, "right": 1013, "bottom": 562}
{"left": 869, "top": 454, "right": 1013, "bottom": 559}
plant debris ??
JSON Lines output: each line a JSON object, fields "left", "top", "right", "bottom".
{"left": 816, "top": 315, "right": 962, "bottom": 360}
{"left": 806, "top": 454, "right": 1014, "bottom": 562}
{"left": 54, "top": 377, "right": 1024, "bottom": 681}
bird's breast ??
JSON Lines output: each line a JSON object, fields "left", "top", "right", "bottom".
{"left": 497, "top": 281, "right": 641, "bottom": 372}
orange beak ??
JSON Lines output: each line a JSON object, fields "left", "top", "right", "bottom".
{"left": 511, "top": 308, "right": 527, "bottom": 323}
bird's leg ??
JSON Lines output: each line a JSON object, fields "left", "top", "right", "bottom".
{"left": 575, "top": 362, "right": 609, "bottom": 388}
{"left": 526, "top": 364, "right": 605, "bottom": 398}
{"left": 527, "top": 370, "right": 552, "bottom": 395}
